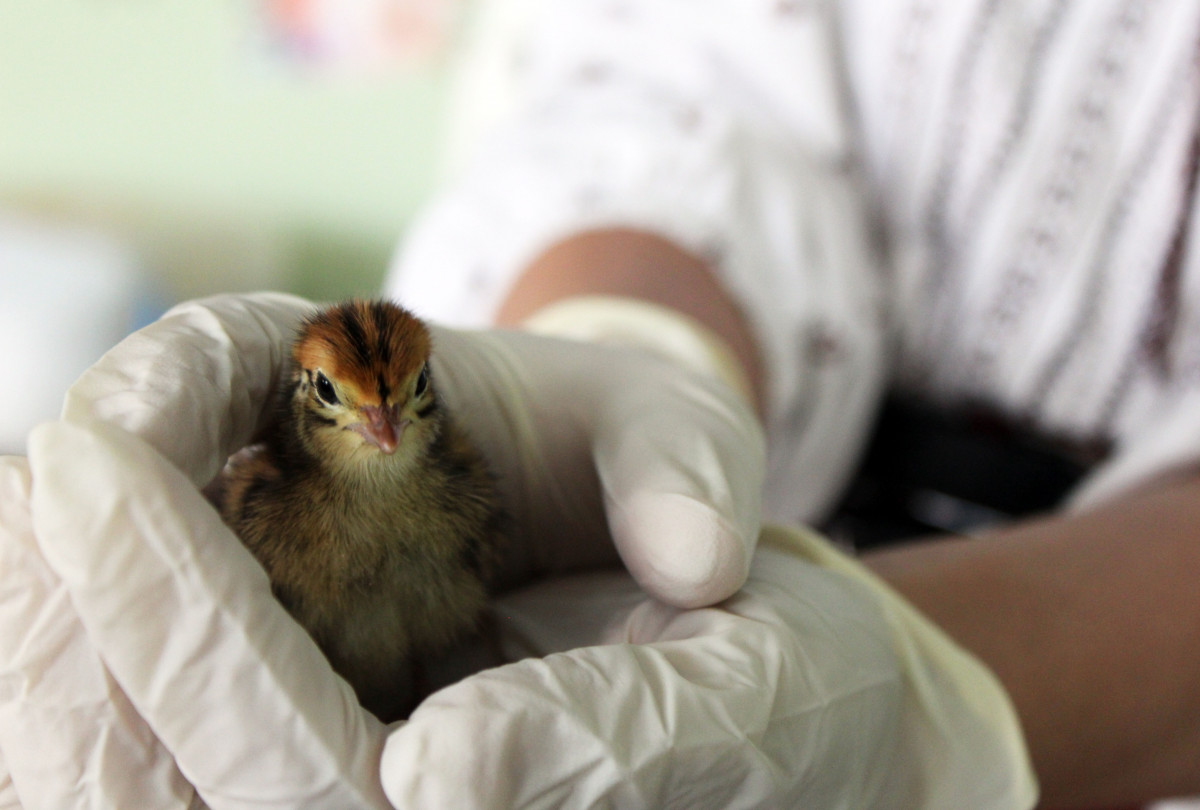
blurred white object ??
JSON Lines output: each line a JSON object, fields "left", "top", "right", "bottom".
{"left": 256, "top": 0, "right": 463, "bottom": 76}
{"left": 0, "top": 211, "right": 146, "bottom": 455}
{"left": 436, "top": 0, "right": 545, "bottom": 180}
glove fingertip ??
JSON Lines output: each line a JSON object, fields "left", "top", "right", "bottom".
{"left": 611, "top": 492, "right": 755, "bottom": 609}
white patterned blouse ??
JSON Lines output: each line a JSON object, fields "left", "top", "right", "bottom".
{"left": 387, "top": 0, "right": 1200, "bottom": 526}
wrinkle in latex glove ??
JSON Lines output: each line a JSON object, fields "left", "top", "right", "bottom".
{"left": 27, "top": 421, "right": 391, "bottom": 810}
{"left": 381, "top": 527, "right": 1037, "bottom": 810}
{"left": 61, "top": 293, "right": 312, "bottom": 487}
{"left": 382, "top": 568, "right": 906, "bottom": 809}
{"left": 0, "top": 457, "right": 197, "bottom": 810}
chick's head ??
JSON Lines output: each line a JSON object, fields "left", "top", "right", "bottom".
{"left": 290, "top": 299, "right": 440, "bottom": 471}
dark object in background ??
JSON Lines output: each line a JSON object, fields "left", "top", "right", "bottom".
{"left": 827, "top": 397, "right": 1097, "bottom": 550}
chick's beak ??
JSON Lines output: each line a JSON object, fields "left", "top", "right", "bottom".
{"left": 354, "top": 405, "right": 409, "bottom": 455}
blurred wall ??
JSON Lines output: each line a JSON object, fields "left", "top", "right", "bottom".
{"left": 0, "top": 0, "right": 458, "bottom": 452}
{"left": 0, "top": 0, "right": 452, "bottom": 302}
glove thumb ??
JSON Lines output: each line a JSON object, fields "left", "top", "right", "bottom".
{"left": 524, "top": 296, "right": 766, "bottom": 608}
{"left": 591, "top": 360, "right": 765, "bottom": 608}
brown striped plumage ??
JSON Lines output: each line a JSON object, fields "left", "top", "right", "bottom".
{"left": 205, "top": 299, "right": 504, "bottom": 721}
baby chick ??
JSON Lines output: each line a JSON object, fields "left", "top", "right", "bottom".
{"left": 205, "top": 299, "right": 504, "bottom": 721}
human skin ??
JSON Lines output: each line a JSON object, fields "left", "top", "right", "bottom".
{"left": 497, "top": 226, "right": 1200, "bottom": 808}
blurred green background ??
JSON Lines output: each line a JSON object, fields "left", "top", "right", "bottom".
{"left": 0, "top": 0, "right": 455, "bottom": 302}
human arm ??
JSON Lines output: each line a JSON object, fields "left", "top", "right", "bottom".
{"left": 495, "top": 227, "right": 767, "bottom": 414}
{"left": 494, "top": 227, "right": 1200, "bottom": 807}
{"left": 566, "top": 194, "right": 1200, "bottom": 809}
{"left": 494, "top": 223, "right": 1200, "bottom": 806}
{"left": 866, "top": 471, "right": 1200, "bottom": 807}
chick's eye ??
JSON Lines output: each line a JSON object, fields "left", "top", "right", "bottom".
{"left": 413, "top": 365, "right": 429, "bottom": 398}
{"left": 314, "top": 371, "right": 339, "bottom": 406}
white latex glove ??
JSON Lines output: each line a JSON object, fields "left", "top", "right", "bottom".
{"left": 1, "top": 290, "right": 764, "bottom": 805}
{"left": 428, "top": 296, "right": 766, "bottom": 606}
{"left": 383, "top": 525, "right": 1038, "bottom": 809}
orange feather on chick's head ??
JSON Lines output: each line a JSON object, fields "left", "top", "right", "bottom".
{"left": 292, "top": 299, "right": 437, "bottom": 461}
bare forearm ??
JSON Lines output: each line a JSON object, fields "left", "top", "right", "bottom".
{"left": 867, "top": 472, "right": 1200, "bottom": 806}
{"left": 496, "top": 228, "right": 766, "bottom": 413}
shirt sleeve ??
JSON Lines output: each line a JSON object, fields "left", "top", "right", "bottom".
{"left": 385, "top": 0, "right": 889, "bottom": 524}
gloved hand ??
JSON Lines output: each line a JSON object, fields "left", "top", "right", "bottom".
{"left": 385, "top": 526, "right": 1038, "bottom": 809}
{"left": 410, "top": 298, "right": 767, "bottom": 608}
{"left": 5, "top": 294, "right": 392, "bottom": 809}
